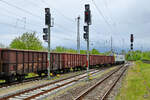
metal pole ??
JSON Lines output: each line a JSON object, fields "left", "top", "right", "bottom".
{"left": 122, "top": 38, "right": 124, "bottom": 54}
{"left": 131, "top": 42, "right": 133, "bottom": 60}
{"left": 111, "top": 36, "right": 113, "bottom": 55}
{"left": 47, "top": 24, "right": 51, "bottom": 79}
{"left": 87, "top": 24, "right": 90, "bottom": 80}
{"left": 77, "top": 16, "right": 80, "bottom": 54}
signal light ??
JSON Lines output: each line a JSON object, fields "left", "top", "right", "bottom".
{"left": 84, "top": 26, "right": 88, "bottom": 32}
{"left": 84, "top": 11, "right": 91, "bottom": 24}
{"left": 85, "top": 12, "right": 89, "bottom": 15}
{"left": 45, "top": 8, "right": 50, "bottom": 14}
{"left": 43, "top": 28, "right": 48, "bottom": 33}
{"left": 84, "top": 4, "right": 91, "bottom": 24}
{"left": 85, "top": 4, "right": 90, "bottom": 11}
{"left": 45, "top": 8, "right": 51, "bottom": 25}
{"left": 131, "top": 34, "right": 134, "bottom": 42}
{"left": 83, "top": 33, "right": 88, "bottom": 40}
{"left": 45, "top": 13, "right": 51, "bottom": 25}
{"left": 131, "top": 43, "right": 133, "bottom": 50}
{"left": 43, "top": 28, "right": 48, "bottom": 41}
{"left": 43, "top": 35, "right": 48, "bottom": 41}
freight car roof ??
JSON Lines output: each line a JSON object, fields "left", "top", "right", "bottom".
{"left": 0, "top": 48, "right": 48, "bottom": 53}
{"left": 0, "top": 48, "right": 113, "bottom": 57}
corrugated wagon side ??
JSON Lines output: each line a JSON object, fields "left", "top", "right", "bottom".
{"left": 58, "top": 53, "right": 71, "bottom": 72}
{"left": 60, "top": 53, "right": 87, "bottom": 72}
{"left": 50, "top": 53, "right": 63, "bottom": 73}
{"left": 0, "top": 49, "right": 48, "bottom": 82}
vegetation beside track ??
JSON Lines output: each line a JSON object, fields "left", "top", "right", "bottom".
{"left": 126, "top": 51, "right": 150, "bottom": 61}
{"left": 116, "top": 61, "right": 150, "bottom": 100}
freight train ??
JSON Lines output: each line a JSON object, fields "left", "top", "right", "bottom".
{"left": 0, "top": 48, "right": 125, "bottom": 82}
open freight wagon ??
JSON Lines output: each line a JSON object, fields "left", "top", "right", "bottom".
{"left": 0, "top": 48, "right": 115, "bottom": 82}
{"left": 0, "top": 49, "right": 48, "bottom": 82}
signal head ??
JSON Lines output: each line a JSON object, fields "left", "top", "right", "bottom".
{"left": 43, "top": 28, "right": 48, "bottom": 33}
{"left": 83, "top": 33, "right": 88, "bottom": 40}
{"left": 43, "top": 34, "right": 48, "bottom": 41}
{"left": 45, "top": 8, "right": 50, "bottom": 14}
{"left": 130, "top": 34, "right": 134, "bottom": 42}
{"left": 84, "top": 26, "right": 88, "bottom": 32}
{"left": 85, "top": 4, "right": 90, "bottom": 11}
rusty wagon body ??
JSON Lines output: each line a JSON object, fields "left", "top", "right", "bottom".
{"left": 0, "top": 48, "right": 115, "bottom": 82}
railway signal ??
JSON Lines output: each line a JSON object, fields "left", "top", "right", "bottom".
{"left": 84, "top": 4, "right": 92, "bottom": 81}
{"left": 83, "top": 33, "right": 88, "bottom": 40}
{"left": 45, "top": 8, "right": 51, "bottom": 25}
{"left": 84, "top": 26, "right": 88, "bottom": 32}
{"left": 130, "top": 34, "right": 134, "bottom": 50}
{"left": 83, "top": 26, "right": 88, "bottom": 40}
{"left": 43, "top": 28, "right": 48, "bottom": 33}
{"left": 130, "top": 34, "right": 134, "bottom": 60}
{"left": 130, "top": 34, "right": 134, "bottom": 43}
{"left": 43, "top": 8, "right": 54, "bottom": 79}
{"left": 43, "top": 28, "right": 48, "bottom": 41}
{"left": 131, "top": 44, "right": 133, "bottom": 50}
{"left": 84, "top": 4, "right": 91, "bottom": 25}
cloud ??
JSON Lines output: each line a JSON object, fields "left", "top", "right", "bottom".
{"left": 0, "top": 0, "right": 149, "bottom": 52}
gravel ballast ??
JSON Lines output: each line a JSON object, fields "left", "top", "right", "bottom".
{"left": 45, "top": 66, "right": 119, "bottom": 100}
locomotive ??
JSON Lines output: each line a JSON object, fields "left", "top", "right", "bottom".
{"left": 0, "top": 48, "right": 125, "bottom": 82}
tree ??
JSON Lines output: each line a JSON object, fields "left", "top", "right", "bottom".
{"left": 91, "top": 48, "right": 100, "bottom": 54}
{"left": 80, "top": 50, "right": 87, "bottom": 54}
{"left": 54, "top": 46, "right": 67, "bottom": 53}
{"left": 10, "top": 32, "right": 44, "bottom": 50}
{"left": 126, "top": 50, "right": 143, "bottom": 61}
{"left": 52, "top": 46, "right": 77, "bottom": 53}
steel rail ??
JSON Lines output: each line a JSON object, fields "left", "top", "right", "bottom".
{"left": 0, "top": 69, "right": 97, "bottom": 88}
{"left": 0, "top": 69, "right": 99, "bottom": 100}
{"left": 22, "top": 70, "right": 100, "bottom": 100}
{"left": 74, "top": 65, "right": 125, "bottom": 100}
{"left": 100, "top": 65, "right": 128, "bottom": 100}
{"left": 0, "top": 76, "right": 44, "bottom": 88}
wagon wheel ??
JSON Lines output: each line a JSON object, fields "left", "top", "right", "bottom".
{"left": 6, "top": 75, "right": 15, "bottom": 83}
{"left": 17, "top": 75, "right": 25, "bottom": 82}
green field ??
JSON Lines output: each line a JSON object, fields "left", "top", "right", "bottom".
{"left": 116, "top": 61, "right": 150, "bottom": 100}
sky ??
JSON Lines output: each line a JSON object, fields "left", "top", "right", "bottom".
{"left": 0, "top": 0, "right": 150, "bottom": 52}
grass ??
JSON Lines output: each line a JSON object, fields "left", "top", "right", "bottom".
{"left": 116, "top": 61, "right": 150, "bottom": 100}
{"left": 0, "top": 80, "right": 5, "bottom": 83}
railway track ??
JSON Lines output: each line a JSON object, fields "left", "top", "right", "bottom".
{"left": 74, "top": 64, "right": 129, "bottom": 100}
{"left": 0, "top": 68, "right": 102, "bottom": 100}
{"left": 0, "top": 76, "right": 45, "bottom": 88}
{"left": 0, "top": 69, "right": 97, "bottom": 89}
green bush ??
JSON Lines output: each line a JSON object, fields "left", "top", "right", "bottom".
{"left": 126, "top": 51, "right": 150, "bottom": 61}
{"left": 10, "top": 32, "right": 44, "bottom": 50}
